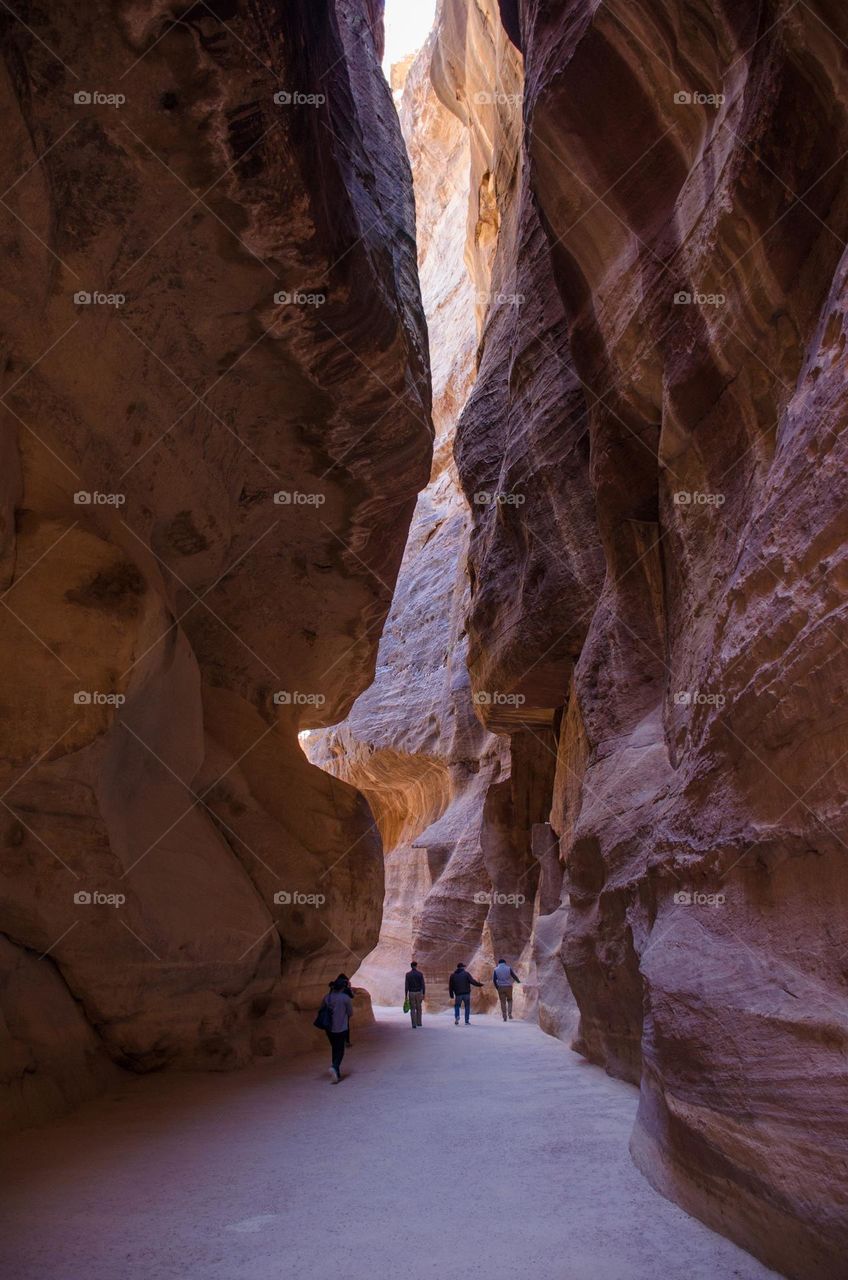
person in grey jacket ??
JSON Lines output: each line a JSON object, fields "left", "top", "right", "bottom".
{"left": 321, "top": 977, "right": 353, "bottom": 1082}
{"left": 448, "top": 962, "right": 483, "bottom": 1025}
{"left": 492, "top": 958, "right": 521, "bottom": 1020}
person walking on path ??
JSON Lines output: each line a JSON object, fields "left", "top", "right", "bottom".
{"left": 404, "top": 961, "right": 426, "bottom": 1027}
{"left": 321, "top": 977, "right": 353, "bottom": 1082}
{"left": 334, "top": 973, "right": 354, "bottom": 1045}
{"left": 492, "top": 958, "right": 521, "bottom": 1021}
{"left": 449, "top": 962, "right": 483, "bottom": 1025}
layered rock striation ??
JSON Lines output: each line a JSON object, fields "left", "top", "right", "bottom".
{"left": 450, "top": 1, "right": 848, "bottom": 1276}
{"left": 308, "top": 5, "right": 555, "bottom": 1013}
{"left": 0, "top": 0, "right": 432, "bottom": 1131}
{"left": 7, "top": 2, "right": 846, "bottom": 1273}
{"left": 308, "top": 19, "right": 502, "bottom": 1010}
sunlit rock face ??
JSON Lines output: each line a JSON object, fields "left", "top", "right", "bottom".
{"left": 428, "top": 0, "right": 591, "bottom": 1030}
{"left": 0, "top": 0, "right": 432, "bottom": 1131}
{"left": 452, "top": 0, "right": 848, "bottom": 1276}
{"left": 307, "top": 19, "right": 498, "bottom": 1011}
{"left": 307, "top": 6, "right": 551, "bottom": 1013}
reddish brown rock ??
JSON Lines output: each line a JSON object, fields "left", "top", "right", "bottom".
{"left": 307, "top": 11, "right": 550, "bottom": 1013}
{"left": 0, "top": 0, "right": 431, "bottom": 1130}
{"left": 307, "top": 22, "right": 504, "bottom": 1010}
{"left": 451, "top": 1, "right": 848, "bottom": 1276}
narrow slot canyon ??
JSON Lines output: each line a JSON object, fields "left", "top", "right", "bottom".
{"left": 0, "top": 3, "right": 847, "bottom": 1279}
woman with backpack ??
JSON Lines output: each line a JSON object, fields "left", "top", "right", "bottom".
{"left": 318, "top": 976, "right": 353, "bottom": 1082}
{"left": 334, "top": 973, "right": 354, "bottom": 1045}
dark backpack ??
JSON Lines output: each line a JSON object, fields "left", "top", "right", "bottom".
{"left": 314, "top": 998, "right": 332, "bottom": 1032}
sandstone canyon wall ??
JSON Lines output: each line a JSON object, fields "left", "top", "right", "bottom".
{"left": 4, "top": 1, "right": 847, "bottom": 1274}
{"left": 307, "top": 1, "right": 560, "bottom": 1015}
{"left": 0, "top": 0, "right": 432, "bottom": 1132}
{"left": 449, "top": 1, "right": 848, "bottom": 1277}
{"left": 306, "top": 15, "right": 506, "bottom": 1010}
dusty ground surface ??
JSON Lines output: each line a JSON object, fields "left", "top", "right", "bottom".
{"left": 0, "top": 1007, "right": 779, "bottom": 1280}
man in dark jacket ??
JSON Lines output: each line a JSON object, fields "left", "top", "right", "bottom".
{"left": 404, "top": 960, "right": 425, "bottom": 1027}
{"left": 492, "top": 958, "right": 521, "bottom": 1021}
{"left": 448, "top": 962, "right": 483, "bottom": 1025}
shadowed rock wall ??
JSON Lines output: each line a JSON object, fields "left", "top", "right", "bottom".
{"left": 0, "top": 0, "right": 432, "bottom": 1131}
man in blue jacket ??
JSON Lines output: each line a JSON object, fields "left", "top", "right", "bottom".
{"left": 448, "top": 962, "right": 483, "bottom": 1025}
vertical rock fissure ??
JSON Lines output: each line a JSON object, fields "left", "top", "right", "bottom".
{"left": 306, "top": 2, "right": 582, "bottom": 1033}
{"left": 306, "top": 2, "right": 561, "bottom": 1018}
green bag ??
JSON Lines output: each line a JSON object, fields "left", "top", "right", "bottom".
{"left": 403, "top": 997, "right": 410, "bottom": 1013}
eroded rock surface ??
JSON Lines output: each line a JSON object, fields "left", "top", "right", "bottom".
{"left": 308, "top": 8, "right": 557, "bottom": 1013}
{"left": 449, "top": 1, "right": 848, "bottom": 1276}
{"left": 307, "top": 20, "right": 506, "bottom": 1011}
{"left": 5, "top": 2, "right": 846, "bottom": 1274}
{"left": 0, "top": 0, "right": 431, "bottom": 1131}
